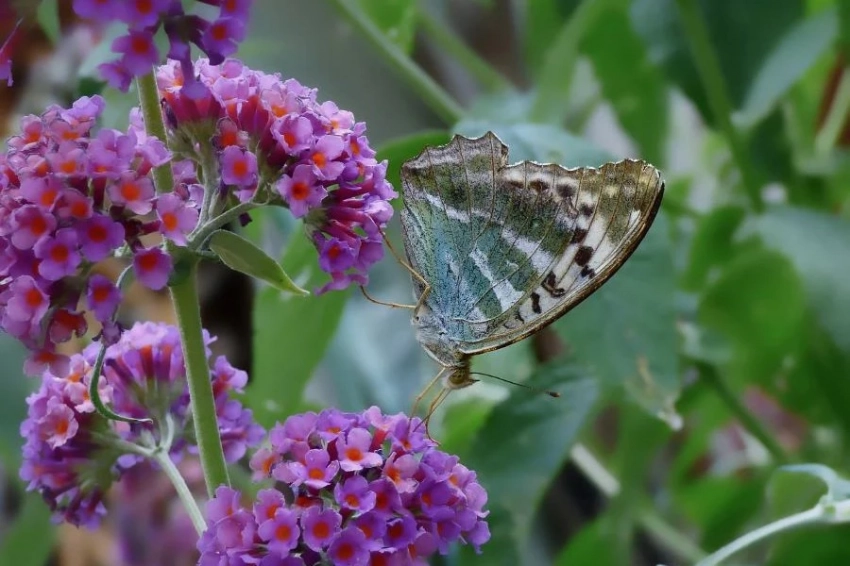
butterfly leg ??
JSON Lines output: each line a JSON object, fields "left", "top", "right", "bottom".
{"left": 380, "top": 229, "right": 432, "bottom": 317}
{"left": 358, "top": 286, "right": 417, "bottom": 309}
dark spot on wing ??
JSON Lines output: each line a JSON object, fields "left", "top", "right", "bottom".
{"left": 579, "top": 203, "right": 594, "bottom": 216}
{"left": 529, "top": 179, "right": 547, "bottom": 192}
{"left": 542, "top": 271, "right": 566, "bottom": 297}
{"left": 575, "top": 245, "right": 594, "bottom": 267}
{"left": 557, "top": 180, "right": 576, "bottom": 199}
{"left": 580, "top": 265, "right": 596, "bottom": 278}
{"left": 531, "top": 292, "right": 542, "bottom": 314}
{"left": 571, "top": 228, "right": 588, "bottom": 244}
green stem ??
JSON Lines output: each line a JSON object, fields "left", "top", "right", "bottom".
{"left": 697, "top": 506, "right": 824, "bottom": 566}
{"left": 328, "top": 0, "right": 464, "bottom": 124}
{"left": 815, "top": 67, "right": 850, "bottom": 153}
{"left": 189, "top": 201, "right": 259, "bottom": 251}
{"left": 569, "top": 444, "right": 707, "bottom": 563}
{"left": 696, "top": 362, "right": 790, "bottom": 465}
{"left": 136, "top": 72, "right": 175, "bottom": 194}
{"left": 151, "top": 416, "right": 207, "bottom": 535}
{"left": 674, "top": 0, "right": 763, "bottom": 212}
{"left": 170, "top": 262, "right": 230, "bottom": 495}
{"left": 415, "top": 5, "right": 513, "bottom": 92}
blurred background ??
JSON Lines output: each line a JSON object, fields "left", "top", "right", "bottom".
{"left": 1, "top": 0, "right": 850, "bottom": 564}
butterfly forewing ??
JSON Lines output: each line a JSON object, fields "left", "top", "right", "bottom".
{"left": 400, "top": 132, "right": 663, "bottom": 358}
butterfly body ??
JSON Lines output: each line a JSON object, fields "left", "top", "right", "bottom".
{"left": 400, "top": 132, "right": 664, "bottom": 392}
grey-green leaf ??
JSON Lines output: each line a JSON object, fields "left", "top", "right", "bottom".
{"left": 458, "top": 363, "right": 599, "bottom": 566}
{"left": 751, "top": 207, "right": 850, "bottom": 353}
{"left": 736, "top": 8, "right": 838, "bottom": 128}
{"left": 209, "top": 230, "right": 309, "bottom": 296}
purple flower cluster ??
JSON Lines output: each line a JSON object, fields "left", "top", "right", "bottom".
{"left": 156, "top": 58, "right": 397, "bottom": 294}
{"left": 73, "top": 0, "right": 252, "bottom": 94}
{"left": 0, "top": 95, "right": 200, "bottom": 374}
{"left": 198, "top": 407, "right": 490, "bottom": 565}
{"left": 19, "top": 321, "right": 264, "bottom": 528}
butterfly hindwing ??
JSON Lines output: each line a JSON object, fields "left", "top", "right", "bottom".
{"left": 400, "top": 132, "right": 663, "bottom": 358}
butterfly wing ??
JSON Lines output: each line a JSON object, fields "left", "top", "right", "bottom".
{"left": 400, "top": 132, "right": 663, "bottom": 356}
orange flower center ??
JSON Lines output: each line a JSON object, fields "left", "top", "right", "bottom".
{"left": 25, "top": 287, "right": 43, "bottom": 308}
{"left": 120, "top": 181, "right": 141, "bottom": 201}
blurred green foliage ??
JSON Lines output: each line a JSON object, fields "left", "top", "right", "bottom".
{"left": 6, "top": 0, "right": 850, "bottom": 564}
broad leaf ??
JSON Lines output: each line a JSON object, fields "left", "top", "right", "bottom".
{"left": 751, "top": 207, "right": 850, "bottom": 353}
{"left": 209, "top": 230, "right": 309, "bottom": 296}
{"left": 0, "top": 491, "right": 55, "bottom": 566}
{"left": 698, "top": 247, "right": 807, "bottom": 384}
{"left": 581, "top": 1, "right": 669, "bottom": 163}
{"left": 681, "top": 205, "right": 746, "bottom": 291}
{"left": 248, "top": 231, "right": 348, "bottom": 426}
{"left": 357, "top": 0, "right": 416, "bottom": 53}
{"left": 737, "top": 8, "right": 838, "bottom": 128}
{"left": 458, "top": 362, "right": 599, "bottom": 566}
{"left": 630, "top": 0, "right": 802, "bottom": 122}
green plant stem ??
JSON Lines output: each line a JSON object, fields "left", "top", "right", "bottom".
{"left": 415, "top": 5, "right": 513, "bottom": 92}
{"left": 136, "top": 72, "right": 175, "bottom": 194}
{"left": 673, "top": 0, "right": 763, "bottom": 212}
{"left": 696, "top": 362, "right": 790, "bottom": 465}
{"left": 328, "top": 0, "right": 464, "bottom": 124}
{"left": 815, "top": 67, "right": 850, "bottom": 152}
{"left": 570, "top": 444, "right": 707, "bottom": 563}
{"left": 152, "top": 449, "right": 207, "bottom": 535}
{"left": 697, "top": 505, "right": 824, "bottom": 565}
{"left": 170, "top": 263, "right": 230, "bottom": 495}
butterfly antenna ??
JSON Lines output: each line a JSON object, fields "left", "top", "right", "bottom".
{"left": 470, "top": 371, "right": 561, "bottom": 398}
{"left": 358, "top": 286, "right": 416, "bottom": 310}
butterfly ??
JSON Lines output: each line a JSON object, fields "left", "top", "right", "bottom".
{"left": 399, "top": 131, "right": 664, "bottom": 402}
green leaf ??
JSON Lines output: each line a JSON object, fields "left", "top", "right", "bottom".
{"left": 36, "top": 0, "right": 60, "bottom": 43}
{"left": 209, "top": 230, "right": 309, "bottom": 296}
{"left": 0, "top": 491, "right": 55, "bottom": 565}
{"left": 581, "top": 1, "right": 669, "bottom": 163}
{"left": 736, "top": 7, "right": 838, "bottom": 128}
{"left": 357, "top": 0, "right": 416, "bottom": 53}
{"left": 630, "top": 0, "right": 803, "bottom": 122}
{"left": 751, "top": 207, "right": 850, "bottom": 353}
{"left": 776, "top": 464, "right": 850, "bottom": 502}
{"left": 698, "top": 247, "right": 807, "bottom": 384}
{"left": 248, "top": 231, "right": 348, "bottom": 427}
{"left": 681, "top": 205, "right": 747, "bottom": 291}
{"left": 556, "top": 213, "right": 681, "bottom": 426}
{"left": 459, "top": 363, "right": 599, "bottom": 566}
{"left": 454, "top": 120, "right": 614, "bottom": 166}
{"left": 524, "top": 0, "right": 576, "bottom": 76}
{"left": 555, "top": 516, "right": 618, "bottom": 565}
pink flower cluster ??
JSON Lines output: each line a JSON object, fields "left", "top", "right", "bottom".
{"left": 197, "top": 408, "right": 490, "bottom": 564}
{"left": 73, "top": 0, "right": 252, "bottom": 95}
{"left": 19, "top": 322, "right": 264, "bottom": 528}
{"left": 0, "top": 95, "right": 199, "bottom": 375}
{"left": 157, "top": 58, "right": 396, "bottom": 293}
